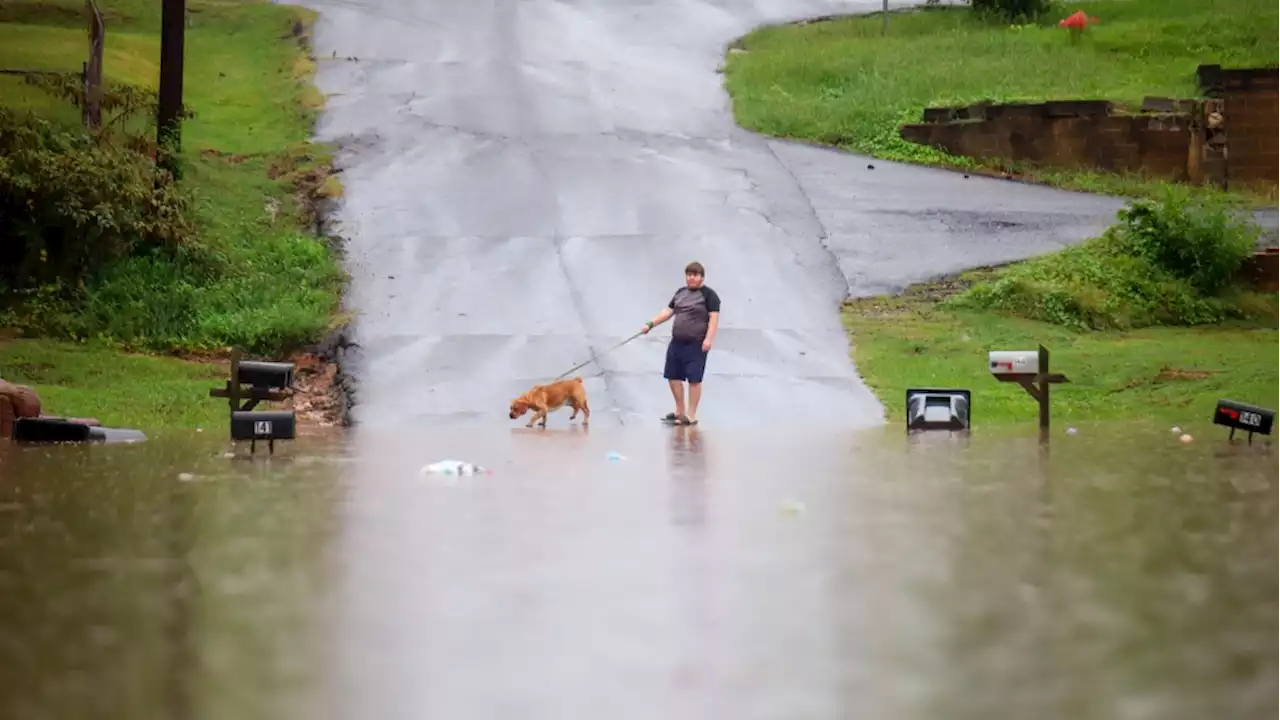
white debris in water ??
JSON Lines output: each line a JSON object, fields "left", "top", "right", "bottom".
{"left": 421, "top": 460, "right": 488, "bottom": 476}
{"left": 781, "top": 499, "right": 806, "bottom": 515}
{"left": 1066, "top": 427, "right": 1078, "bottom": 436}
{"left": 177, "top": 473, "right": 195, "bottom": 482}
{"left": 222, "top": 452, "right": 237, "bottom": 459}
{"left": 1170, "top": 426, "right": 1182, "bottom": 434}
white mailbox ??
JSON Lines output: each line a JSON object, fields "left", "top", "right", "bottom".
{"left": 988, "top": 350, "right": 1039, "bottom": 376}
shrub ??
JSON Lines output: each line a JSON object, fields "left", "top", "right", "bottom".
{"left": 946, "top": 191, "right": 1267, "bottom": 330}
{"left": 969, "top": 0, "right": 1054, "bottom": 22}
{"left": 1110, "top": 185, "right": 1258, "bottom": 296}
{"left": 0, "top": 109, "right": 196, "bottom": 295}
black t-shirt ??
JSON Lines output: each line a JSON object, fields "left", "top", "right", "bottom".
{"left": 668, "top": 286, "right": 721, "bottom": 343}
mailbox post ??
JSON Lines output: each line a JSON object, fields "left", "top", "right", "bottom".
{"left": 209, "top": 349, "right": 297, "bottom": 455}
{"left": 989, "top": 345, "right": 1069, "bottom": 438}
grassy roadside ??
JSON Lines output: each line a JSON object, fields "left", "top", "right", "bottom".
{"left": 0, "top": 0, "right": 342, "bottom": 429}
{"left": 843, "top": 274, "right": 1278, "bottom": 429}
{"left": 843, "top": 190, "right": 1278, "bottom": 429}
{"left": 0, "top": 337, "right": 228, "bottom": 429}
{"left": 722, "top": 0, "right": 1279, "bottom": 204}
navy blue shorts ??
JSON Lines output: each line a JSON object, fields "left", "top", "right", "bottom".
{"left": 664, "top": 340, "right": 708, "bottom": 384}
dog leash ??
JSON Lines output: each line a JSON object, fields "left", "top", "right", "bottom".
{"left": 554, "top": 329, "right": 646, "bottom": 380}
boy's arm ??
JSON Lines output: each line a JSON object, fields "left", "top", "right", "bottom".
{"left": 702, "top": 289, "right": 721, "bottom": 349}
{"left": 643, "top": 292, "right": 679, "bottom": 332}
{"left": 645, "top": 307, "right": 674, "bottom": 331}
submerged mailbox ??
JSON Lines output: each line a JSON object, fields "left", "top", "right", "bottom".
{"left": 13, "top": 418, "right": 147, "bottom": 444}
{"left": 210, "top": 350, "right": 297, "bottom": 455}
{"left": 231, "top": 410, "right": 296, "bottom": 450}
{"left": 906, "top": 389, "right": 971, "bottom": 433}
{"left": 1212, "top": 398, "right": 1275, "bottom": 444}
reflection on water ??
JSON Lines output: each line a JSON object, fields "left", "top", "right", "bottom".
{"left": 0, "top": 425, "right": 1274, "bottom": 720}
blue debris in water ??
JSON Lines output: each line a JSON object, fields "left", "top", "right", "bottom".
{"left": 606, "top": 451, "right": 625, "bottom": 462}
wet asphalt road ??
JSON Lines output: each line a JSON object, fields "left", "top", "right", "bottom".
{"left": 301, "top": 0, "right": 1142, "bottom": 430}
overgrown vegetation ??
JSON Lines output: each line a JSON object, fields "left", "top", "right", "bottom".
{"left": 843, "top": 280, "right": 1278, "bottom": 427}
{"left": 0, "top": 0, "right": 344, "bottom": 356}
{"left": 947, "top": 188, "right": 1269, "bottom": 330}
{"left": 843, "top": 190, "right": 1277, "bottom": 426}
{"left": 722, "top": 0, "right": 1279, "bottom": 202}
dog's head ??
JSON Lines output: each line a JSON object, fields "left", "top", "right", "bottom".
{"left": 509, "top": 394, "right": 532, "bottom": 419}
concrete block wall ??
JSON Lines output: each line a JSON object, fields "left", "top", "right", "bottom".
{"left": 898, "top": 66, "right": 1278, "bottom": 192}
{"left": 1214, "top": 69, "right": 1279, "bottom": 186}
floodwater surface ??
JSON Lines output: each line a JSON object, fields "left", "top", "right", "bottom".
{"left": 0, "top": 426, "right": 1274, "bottom": 720}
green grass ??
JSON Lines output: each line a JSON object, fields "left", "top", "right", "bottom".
{"left": 844, "top": 275, "right": 1278, "bottom": 428}
{"left": 722, "top": 0, "right": 1279, "bottom": 203}
{"left": 0, "top": 0, "right": 344, "bottom": 355}
{"left": 0, "top": 338, "right": 228, "bottom": 430}
{"left": 0, "top": 0, "right": 343, "bottom": 428}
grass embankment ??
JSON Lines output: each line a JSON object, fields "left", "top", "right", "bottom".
{"left": 0, "top": 337, "right": 228, "bottom": 429}
{"left": 844, "top": 192, "right": 1279, "bottom": 428}
{"left": 0, "top": 0, "right": 341, "bottom": 429}
{"left": 722, "top": 0, "right": 1279, "bottom": 203}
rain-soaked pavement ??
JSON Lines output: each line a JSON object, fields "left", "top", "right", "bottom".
{"left": 303, "top": 0, "right": 1135, "bottom": 428}
{"left": 0, "top": 428, "right": 1275, "bottom": 719}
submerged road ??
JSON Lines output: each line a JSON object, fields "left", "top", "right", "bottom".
{"left": 302, "top": 0, "right": 1125, "bottom": 429}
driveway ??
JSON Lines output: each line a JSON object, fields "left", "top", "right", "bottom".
{"left": 303, "top": 0, "right": 1128, "bottom": 430}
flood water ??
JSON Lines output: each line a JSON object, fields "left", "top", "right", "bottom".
{"left": 0, "top": 425, "right": 1275, "bottom": 720}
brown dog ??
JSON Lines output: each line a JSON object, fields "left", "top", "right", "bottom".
{"left": 509, "top": 376, "right": 590, "bottom": 428}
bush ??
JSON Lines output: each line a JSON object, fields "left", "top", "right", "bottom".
{"left": 1111, "top": 186, "right": 1258, "bottom": 296}
{"left": 946, "top": 190, "right": 1266, "bottom": 330}
{"left": 0, "top": 109, "right": 196, "bottom": 294}
{"left": 969, "top": 0, "right": 1054, "bottom": 22}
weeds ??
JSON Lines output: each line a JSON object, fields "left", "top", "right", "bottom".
{"left": 944, "top": 189, "right": 1269, "bottom": 330}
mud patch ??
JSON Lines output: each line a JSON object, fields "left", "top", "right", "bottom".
{"left": 285, "top": 352, "right": 343, "bottom": 428}
{"left": 200, "top": 148, "right": 249, "bottom": 164}
{"left": 1154, "top": 366, "right": 1217, "bottom": 383}
{"left": 1113, "top": 366, "right": 1218, "bottom": 392}
{"left": 843, "top": 266, "right": 1004, "bottom": 317}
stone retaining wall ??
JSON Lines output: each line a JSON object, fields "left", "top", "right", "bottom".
{"left": 898, "top": 65, "right": 1278, "bottom": 191}
{"left": 1240, "top": 248, "right": 1279, "bottom": 293}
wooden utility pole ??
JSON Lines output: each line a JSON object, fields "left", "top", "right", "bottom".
{"left": 83, "top": 0, "right": 105, "bottom": 130}
{"left": 882, "top": 0, "right": 889, "bottom": 35}
{"left": 157, "top": 0, "right": 186, "bottom": 178}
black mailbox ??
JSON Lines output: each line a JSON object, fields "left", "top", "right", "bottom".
{"left": 1212, "top": 399, "right": 1274, "bottom": 441}
{"left": 231, "top": 410, "right": 296, "bottom": 442}
{"left": 235, "top": 361, "right": 295, "bottom": 390}
{"left": 906, "top": 388, "right": 971, "bottom": 433}
{"left": 13, "top": 418, "right": 148, "bottom": 444}
{"left": 14, "top": 418, "right": 91, "bottom": 443}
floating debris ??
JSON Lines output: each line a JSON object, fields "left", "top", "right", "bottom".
{"left": 781, "top": 499, "right": 807, "bottom": 515}
{"left": 606, "top": 451, "right": 625, "bottom": 462}
{"left": 421, "top": 460, "right": 489, "bottom": 476}
{"left": 1179, "top": 434, "right": 1194, "bottom": 444}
